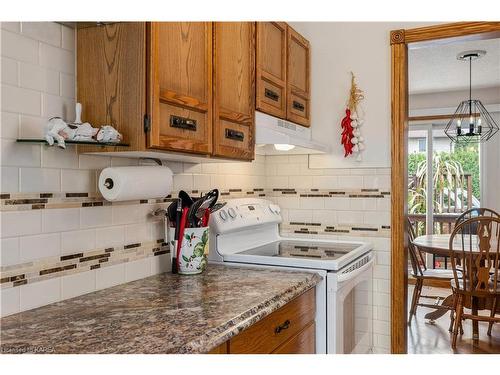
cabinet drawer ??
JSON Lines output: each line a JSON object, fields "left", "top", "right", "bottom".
{"left": 257, "top": 79, "right": 286, "bottom": 119}
{"left": 287, "top": 92, "right": 310, "bottom": 127}
{"left": 272, "top": 321, "right": 315, "bottom": 354}
{"left": 229, "top": 288, "right": 315, "bottom": 354}
{"left": 154, "top": 102, "right": 211, "bottom": 154}
{"left": 214, "top": 120, "right": 254, "bottom": 160}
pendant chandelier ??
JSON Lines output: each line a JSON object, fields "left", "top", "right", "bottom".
{"left": 444, "top": 50, "right": 499, "bottom": 144}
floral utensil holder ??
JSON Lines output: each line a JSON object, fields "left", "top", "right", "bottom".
{"left": 169, "top": 226, "right": 209, "bottom": 275}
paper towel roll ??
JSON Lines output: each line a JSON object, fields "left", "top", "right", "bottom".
{"left": 98, "top": 166, "right": 173, "bottom": 202}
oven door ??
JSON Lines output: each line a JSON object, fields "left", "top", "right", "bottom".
{"left": 327, "top": 253, "right": 373, "bottom": 354}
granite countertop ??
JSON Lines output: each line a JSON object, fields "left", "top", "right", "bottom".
{"left": 0, "top": 264, "right": 321, "bottom": 354}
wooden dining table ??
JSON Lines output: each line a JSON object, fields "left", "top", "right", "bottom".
{"left": 412, "top": 234, "right": 499, "bottom": 340}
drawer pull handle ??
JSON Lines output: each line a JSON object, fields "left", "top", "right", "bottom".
{"left": 225, "top": 128, "right": 245, "bottom": 142}
{"left": 265, "top": 88, "right": 280, "bottom": 102}
{"left": 274, "top": 319, "right": 291, "bottom": 334}
{"left": 170, "top": 115, "right": 197, "bottom": 131}
{"left": 292, "top": 101, "right": 305, "bottom": 112}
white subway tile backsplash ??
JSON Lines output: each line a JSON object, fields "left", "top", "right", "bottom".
{"left": 193, "top": 174, "right": 211, "bottom": 191}
{"left": 173, "top": 174, "right": 193, "bottom": 191}
{"left": 288, "top": 209, "right": 313, "bottom": 223}
{"left": 324, "top": 197, "right": 350, "bottom": 210}
{"left": 1, "top": 139, "right": 41, "bottom": 167}
{"left": 1, "top": 111, "right": 19, "bottom": 139}
{"left": 0, "top": 237, "right": 20, "bottom": 266}
{"left": 289, "top": 175, "right": 312, "bottom": 190}
{"left": 312, "top": 210, "right": 337, "bottom": 226}
{"left": 95, "top": 263, "right": 125, "bottom": 290}
{"left": 1, "top": 84, "right": 41, "bottom": 115}
{"left": 61, "top": 229, "right": 96, "bottom": 255}
{"left": 125, "top": 257, "right": 151, "bottom": 282}
{"left": 19, "top": 115, "right": 46, "bottom": 138}
{"left": 42, "top": 208, "right": 79, "bottom": 233}
{"left": 78, "top": 155, "right": 111, "bottom": 170}
{"left": 60, "top": 73, "right": 75, "bottom": 98}
{"left": 373, "top": 265, "right": 390, "bottom": 280}
{"left": 311, "top": 175, "right": 338, "bottom": 190}
{"left": 151, "top": 253, "right": 170, "bottom": 274}
{"left": 112, "top": 204, "right": 147, "bottom": 225}
{"left": 80, "top": 206, "right": 112, "bottom": 229}
{"left": 201, "top": 163, "right": 218, "bottom": 174}
{"left": 266, "top": 176, "right": 288, "bottom": 189}
{"left": 19, "top": 278, "right": 61, "bottom": 311}
{"left": 95, "top": 226, "right": 125, "bottom": 248}
{"left": 20, "top": 233, "right": 60, "bottom": 262}
{"left": 39, "top": 42, "right": 74, "bottom": 74}
{"left": 61, "top": 169, "right": 95, "bottom": 192}
{"left": 1, "top": 57, "right": 18, "bottom": 86}
{"left": 299, "top": 196, "right": 324, "bottom": 209}
{"left": 19, "top": 62, "right": 59, "bottom": 94}
{"left": 61, "top": 25, "right": 75, "bottom": 51}
{"left": 21, "top": 22, "right": 62, "bottom": 47}
{"left": 1, "top": 211, "right": 41, "bottom": 237}
{"left": 19, "top": 167, "right": 60, "bottom": 192}
{"left": 363, "top": 175, "right": 390, "bottom": 190}
{"left": 41, "top": 145, "right": 79, "bottom": 169}
{"left": 364, "top": 211, "right": 390, "bottom": 226}
{"left": 124, "top": 223, "right": 151, "bottom": 244}
{"left": 1, "top": 166, "right": 19, "bottom": 192}
{"left": 42, "top": 93, "right": 75, "bottom": 120}
{"left": 1, "top": 29, "right": 38, "bottom": 63}
{"left": 337, "top": 175, "right": 363, "bottom": 189}
{"left": 1, "top": 287, "right": 20, "bottom": 317}
{"left": 61, "top": 271, "right": 96, "bottom": 300}
{"left": 336, "top": 211, "right": 364, "bottom": 225}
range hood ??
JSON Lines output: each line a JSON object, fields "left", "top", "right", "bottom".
{"left": 255, "top": 111, "right": 330, "bottom": 155}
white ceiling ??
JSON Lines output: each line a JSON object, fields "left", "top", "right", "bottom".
{"left": 409, "top": 37, "right": 500, "bottom": 94}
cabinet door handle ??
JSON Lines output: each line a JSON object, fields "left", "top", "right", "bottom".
{"left": 170, "top": 115, "right": 197, "bottom": 131}
{"left": 265, "top": 88, "right": 280, "bottom": 102}
{"left": 225, "top": 128, "right": 245, "bottom": 142}
{"left": 274, "top": 319, "right": 291, "bottom": 334}
{"left": 292, "top": 101, "right": 305, "bottom": 112}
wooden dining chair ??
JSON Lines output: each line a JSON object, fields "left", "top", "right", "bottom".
{"left": 407, "top": 218, "right": 457, "bottom": 329}
{"left": 450, "top": 216, "right": 500, "bottom": 348}
{"left": 455, "top": 208, "right": 500, "bottom": 233}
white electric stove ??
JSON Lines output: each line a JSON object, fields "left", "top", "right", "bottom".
{"left": 208, "top": 198, "right": 374, "bottom": 354}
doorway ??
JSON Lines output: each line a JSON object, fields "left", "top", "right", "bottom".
{"left": 390, "top": 22, "right": 500, "bottom": 354}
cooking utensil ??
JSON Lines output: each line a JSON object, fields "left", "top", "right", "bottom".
{"left": 210, "top": 202, "right": 227, "bottom": 213}
{"left": 171, "top": 199, "right": 183, "bottom": 274}
{"left": 187, "top": 198, "right": 204, "bottom": 227}
{"left": 176, "top": 207, "right": 189, "bottom": 272}
{"left": 187, "top": 189, "right": 218, "bottom": 227}
{"left": 178, "top": 190, "right": 194, "bottom": 208}
{"left": 166, "top": 200, "right": 178, "bottom": 223}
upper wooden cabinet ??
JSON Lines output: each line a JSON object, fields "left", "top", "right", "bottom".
{"left": 286, "top": 26, "right": 310, "bottom": 127}
{"left": 256, "top": 22, "right": 287, "bottom": 119}
{"left": 76, "top": 22, "right": 255, "bottom": 161}
{"left": 255, "top": 23, "right": 311, "bottom": 127}
{"left": 213, "top": 22, "right": 255, "bottom": 160}
{"left": 148, "top": 22, "right": 213, "bottom": 155}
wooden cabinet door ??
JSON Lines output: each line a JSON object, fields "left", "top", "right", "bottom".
{"left": 213, "top": 22, "right": 255, "bottom": 160}
{"left": 77, "top": 22, "right": 146, "bottom": 153}
{"left": 286, "top": 26, "right": 310, "bottom": 127}
{"left": 272, "top": 322, "right": 316, "bottom": 354}
{"left": 148, "top": 22, "right": 212, "bottom": 154}
{"left": 256, "top": 22, "right": 287, "bottom": 119}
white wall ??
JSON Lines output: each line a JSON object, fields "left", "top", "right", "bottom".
{"left": 289, "top": 22, "right": 429, "bottom": 169}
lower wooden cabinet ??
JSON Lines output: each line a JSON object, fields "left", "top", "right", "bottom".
{"left": 208, "top": 288, "right": 316, "bottom": 354}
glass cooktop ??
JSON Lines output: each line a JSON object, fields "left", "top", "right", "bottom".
{"left": 237, "top": 240, "right": 360, "bottom": 260}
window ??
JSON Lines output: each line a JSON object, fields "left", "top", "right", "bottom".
{"left": 418, "top": 138, "right": 426, "bottom": 152}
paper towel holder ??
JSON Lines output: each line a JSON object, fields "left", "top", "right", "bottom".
{"left": 139, "top": 157, "right": 163, "bottom": 166}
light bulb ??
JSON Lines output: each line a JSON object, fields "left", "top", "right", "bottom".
{"left": 274, "top": 144, "right": 295, "bottom": 151}
{"left": 457, "top": 119, "right": 461, "bottom": 127}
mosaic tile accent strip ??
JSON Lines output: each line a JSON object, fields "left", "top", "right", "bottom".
{"left": 280, "top": 222, "right": 391, "bottom": 238}
{"left": 0, "top": 239, "right": 169, "bottom": 289}
{"left": 0, "top": 187, "right": 390, "bottom": 212}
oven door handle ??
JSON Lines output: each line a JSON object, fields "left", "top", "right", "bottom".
{"left": 336, "top": 258, "right": 374, "bottom": 283}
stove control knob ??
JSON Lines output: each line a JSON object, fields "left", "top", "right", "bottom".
{"left": 228, "top": 207, "right": 237, "bottom": 219}
{"left": 219, "top": 210, "right": 228, "bottom": 221}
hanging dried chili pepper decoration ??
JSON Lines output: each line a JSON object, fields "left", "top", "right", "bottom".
{"left": 340, "top": 72, "right": 365, "bottom": 160}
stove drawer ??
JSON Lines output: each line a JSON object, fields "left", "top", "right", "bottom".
{"left": 229, "top": 287, "right": 315, "bottom": 354}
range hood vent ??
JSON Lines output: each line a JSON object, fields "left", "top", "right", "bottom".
{"left": 255, "top": 111, "right": 330, "bottom": 155}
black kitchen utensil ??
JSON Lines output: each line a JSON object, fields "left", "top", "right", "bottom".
{"left": 210, "top": 202, "right": 226, "bottom": 213}
{"left": 171, "top": 198, "right": 182, "bottom": 274}
{"left": 178, "top": 190, "right": 194, "bottom": 208}
{"left": 188, "top": 189, "right": 218, "bottom": 227}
